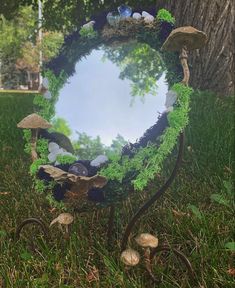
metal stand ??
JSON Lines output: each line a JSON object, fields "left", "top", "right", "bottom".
{"left": 121, "top": 132, "right": 185, "bottom": 251}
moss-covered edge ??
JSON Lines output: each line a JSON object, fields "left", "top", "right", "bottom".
{"left": 23, "top": 9, "right": 193, "bottom": 206}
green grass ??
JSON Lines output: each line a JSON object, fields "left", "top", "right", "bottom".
{"left": 0, "top": 91, "right": 234, "bottom": 287}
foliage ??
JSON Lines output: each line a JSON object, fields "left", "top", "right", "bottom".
{"left": 17, "top": 31, "right": 64, "bottom": 72}
{"left": 51, "top": 117, "right": 72, "bottom": 137}
{"left": 100, "top": 83, "right": 192, "bottom": 191}
{"left": 79, "top": 26, "right": 98, "bottom": 39}
{"left": 1, "top": 89, "right": 234, "bottom": 287}
{"left": 30, "top": 158, "right": 48, "bottom": 176}
{"left": 0, "top": 6, "right": 37, "bottom": 88}
{"left": 103, "top": 42, "right": 165, "bottom": 98}
{"left": 156, "top": 8, "right": 175, "bottom": 24}
{"left": 56, "top": 154, "right": 77, "bottom": 165}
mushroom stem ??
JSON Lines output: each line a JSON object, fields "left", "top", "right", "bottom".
{"left": 144, "top": 248, "right": 156, "bottom": 281}
{"left": 180, "top": 46, "right": 190, "bottom": 86}
{"left": 31, "top": 129, "right": 38, "bottom": 161}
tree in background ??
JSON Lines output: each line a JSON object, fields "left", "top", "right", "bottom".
{"left": 0, "top": 5, "right": 63, "bottom": 89}
{"left": 0, "top": 6, "right": 36, "bottom": 88}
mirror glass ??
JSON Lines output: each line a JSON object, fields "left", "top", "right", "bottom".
{"left": 53, "top": 41, "right": 168, "bottom": 159}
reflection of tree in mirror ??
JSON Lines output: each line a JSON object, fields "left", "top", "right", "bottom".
{"left": 73, "top": 132, "right": 127, "bottom": 160}
{"left": 51, "top": 117, "right": 72, "bottom": 137}
{"left": 103, "top": 42, "right": 165, "bottom": 98}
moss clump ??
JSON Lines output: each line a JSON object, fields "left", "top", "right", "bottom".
{"left": 156, "top": 9, "right": 175, "bottom": 24}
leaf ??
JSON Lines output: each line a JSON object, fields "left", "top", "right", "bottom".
{"left": 210, "top": 194, "right": 230, "bottom": 207}
{"left": 225, "top": 242, "right": 235, "bottom": 252}
{"left": 20, "top": 250, "right": 32, "bottom": 261}
{"left": 187, "top": 204, "right": 203, "bottom": 219}
{"left": 223, "top": 180, "right": 233, "bottom": 196}
{"left": 0, "top": 230, "right": 7, "bottom": 238}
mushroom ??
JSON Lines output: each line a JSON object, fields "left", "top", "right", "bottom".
{"left": 135, "top": 233, "right": 159, "bottom": 278}
{"left": 120, "top": 248, "right": 140, "bottom": 266}
{"left": 17, "top": 113, "right": 52, "bottom": 161}
{"left": 49, "top": 212, "right": 74, "bottom": 233}
{"left": 162, "top": 26, "right": 207, "bottom": 86}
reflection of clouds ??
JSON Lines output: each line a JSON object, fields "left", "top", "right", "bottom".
{"left": 55, "top": 49, "right": 168, "bottom": 146}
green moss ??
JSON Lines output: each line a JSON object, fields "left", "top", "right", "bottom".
{"left": 56, "top": 154, "right": 77, "bottom": 164}
{"left": 79, "top": 26, "right": 98, "bottom": 39}
{"left": 30, "top": 158, "right": 48, "bottom": 176}
{"left": 100, "top": 83, "right": 193, "bottom": 192}
{"left": 156, "top": 8, "right": 175, "bottom": 24}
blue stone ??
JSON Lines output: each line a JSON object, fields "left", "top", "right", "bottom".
{"left": 106, "top": 11, "right": 121, "bottom": 27}
{"left": 118, "top": 4, "right": 132, "bottom": 18}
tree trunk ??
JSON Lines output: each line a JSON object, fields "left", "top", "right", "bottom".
{"left": 156, "top": 0, "right": 234, "bottom": 96}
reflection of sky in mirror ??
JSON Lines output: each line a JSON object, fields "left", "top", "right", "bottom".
{"left": 55, "top": 47, "right": 168, "bottom": 145}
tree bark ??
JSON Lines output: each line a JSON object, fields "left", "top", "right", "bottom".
{"left": 156, "top": 0, "right": 234, "bottom": 96}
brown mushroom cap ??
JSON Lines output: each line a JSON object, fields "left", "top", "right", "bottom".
{"left": 17, "top": 113, "right": 52, "bottom": 129}
{"left": 135, "top": 233, "right": 159, "bottom": 248}
{"left": 120, "top": 249, "right": 140, "bottom": 266}
{"left": 162, "top": 26, "right": 207, "bottom": 51}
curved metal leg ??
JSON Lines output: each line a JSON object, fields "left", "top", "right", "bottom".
{"left": 15, "top": 217, "right": 50, "bottom": 242}
{"left": 149, "top": 245, "right": 195, "bottom": 283}
{"left": 121, "top": 132, "right": 185, "bottom": 251}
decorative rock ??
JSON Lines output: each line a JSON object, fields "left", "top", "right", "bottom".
{"left": 120, "top": 249, "right": 140, "bottom": 266}
{"left": 142, "top": 11, "right": 151, "bottom": 18}
{"left": 107, "top": 11, "right": 121, "bottom": 27}
{"left": 118, "top": 4, "right": 132, "bottom": 18}
{"left": 43, "top": 90, "right": 52, "bottom": 100}
{"left": 132, "top": 12, "right": 142, "bottom": 20}
{"left": 82, "top": 21, "right": 95, "bottom": 30}
{"left": 68, "top": 163, "right": 88, "bottom": 176}
{"left": 48, "top": 151, "right": 58, "bottom": 163}
{"left": 48, "top": 142, "right": 60, "bottom": 153}
{"left": 144, "top": 15, "right": 155, "bottom": 24}
{"left": 165, "top": 90, "right": 178, "bottom": 109}
{"left": 90, "top": 155, "right": 108, "bottom": 167}
{"left": 42, "top": 77, "right": 49, "bottom": 90}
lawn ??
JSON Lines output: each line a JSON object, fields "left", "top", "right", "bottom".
{"left": 0, "top": 90, "right": 234, "bottom": 287}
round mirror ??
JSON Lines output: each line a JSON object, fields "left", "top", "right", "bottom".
{"left": 52, "top": 41, "right": 169, "bottom": 159}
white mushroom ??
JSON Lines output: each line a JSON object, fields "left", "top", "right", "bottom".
{"left": 50, "top": 213, "right": 74, "bottom": 233}
{"left": 132, "top": 12, "right": 142, "bottom": 20}
{"left": 120, "top": 249, "right": 140, "bottom": 266}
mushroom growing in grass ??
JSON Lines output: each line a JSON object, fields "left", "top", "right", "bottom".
{"left": 49, "top": 213, "right": 74, "bottom": 234}
{"left": 120, "top": 248, "right": 140, "bottom": 267}
{"left": 17, "top": 113, "right": 52, "bottom": 161}
{"left": 162, "top": 26, "right": 207, "bottom": 86}
{"left": 135, "top": 233, "right": 159, "bottom": 277}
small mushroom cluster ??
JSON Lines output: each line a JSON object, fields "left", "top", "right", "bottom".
{"left": 120, "top": 233, "right": 158, "bottom": 267}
